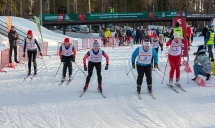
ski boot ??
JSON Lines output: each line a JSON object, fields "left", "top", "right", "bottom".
{"left": 148, "top": 85, "right": 152, "bottom": 93}
{"left": 175, "top": 79, "right": 180, "bottom": 86}
{"left": 98, "top": 84, "right": 102, "bottom": 93}
{"left": 28, "top": 70, "right": 31, "bottom": 75}
{"left": 206, "top": 74, "right": 211, "bottom": 81}
{"left": 83, "top": 84, "right": 88, "bottom": 91}
{"left": 192, "top": 76, "right": 197, "bottom": 81}
{"left": 34, "top": 69, "right": 37, "bottom": 75}
{"left": 137, "top": 84, "right": 141, "bottom": 94}
{"left": 168, "top": 79, "right": 173, "bottom": 87}
{"left": 69, "top": 75, "right": 72, "bottom": 80}
{"left": 62, "top": 76, "right": 66, "bottom": 80}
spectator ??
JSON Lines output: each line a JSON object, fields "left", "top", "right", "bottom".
{"left": 8, "top": 26, "right": 20, "bottom": 63}
{"left": 192, "top": 45, "right": 212, "bottom": 81}
{"left": 205, "top": 25, "right": 214, "bottom": 62}
{"left": 202, "top": 25, "right": 208, "bottom": 40}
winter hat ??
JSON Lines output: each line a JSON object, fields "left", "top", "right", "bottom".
{"left": 27, "top": 30, "right": 33, "bottom": 36}
{"left": 64, "top": 38, "right": 70, "bottom": 43}
{"left": 197, "top": 45, "right": 206, "bottom": 53}
{"left": 94, "top": 39, "right": 98, "bottom": 42}
{"left": 208, "top": 25, "right": 212, "bottom": 30}
{"left": 176, "top": 22, "right": 180, "bottom": 27}
{"left": 93, "top": 42, "right": 100, "bottom": 48}
{"left": 174, "top": 32, "right": 180, "bottom": 39}
{"left": 11, "top": 26, "right": 14, "bottom": 28}
{"left": 143, "top": 42, "right": 150, "bottom": 46}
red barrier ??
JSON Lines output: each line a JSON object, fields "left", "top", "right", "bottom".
{"left": 0, "top": 51, "right": 6, "bottom": 72}
{"left": 72, "top": 40, "right": 78, "bottom": 51}
{"left": 38, "top": 42, "right": 50, "bottom": 57}
{"left": 56, "top": 42, "right": 63, "bottom": 55}
{"left": 89, "top": 38, "right": 95, "bottom": 48}
{"left": 18, "top": 45, "right": 27, "bottom": 62}
{"left": 82, "top": 38, "right": 89, "bottom": 50}
{"left": 1, "top": 48, "right": 10, "bottom": 70}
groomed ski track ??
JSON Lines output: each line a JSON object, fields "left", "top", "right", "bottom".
{"left": 0, "top": 43, "right": 215, "bottom": 128}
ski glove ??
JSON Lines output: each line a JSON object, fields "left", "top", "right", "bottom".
{"left": 61, "top": 58, "right": 64, "bottom": 62}
{"left": 72, "top": 58, "right": 75, "bottom": 62}
{"left": 84, "top": 66, "right": 87, "bottom": 71}
{"left": 132, "top": 63, "right": 135, "bottom": 69}
{"left": 105, "top": 64, "right": 108, "bottom": 70}
{"left": 154, "top": 64, "right": 158, "bottom": 68}
{"left": 161, "top": 47, "right": 163, "bottom": 51}
{"left": 23, "top": 54, "right": 25, "bottom": 58}
{"left": 40, "top": 52, "right": 42, "bottom": 56}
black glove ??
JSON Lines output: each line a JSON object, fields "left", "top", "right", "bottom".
{"left": 72, "top": 58, "right": 75, "bottom": 62}
{"left": 154, "top": 64, "right": 158, "bottom": 68}
{"left": 132, "top": 63, "right": 135, "bottom": 69}
{"left": 161, "top": 47, "right": 163, "bottom": 51}
{"left": 23, "top": 54, "right": 25, "bottom": 58}
{"left": 105, "top": 64, "right": 108, "bottom": 70}
{"left": 40, "top": 52, "right": 42, "bottom": 56}
{"left": 84, "top": 66, "right": 87, "bottom": 71}
{"left": 61, "top": 58, "right": 64, "bottom": 62}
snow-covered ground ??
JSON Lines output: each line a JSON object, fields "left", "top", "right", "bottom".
{"left": 0, "top": 17, "right": 215, "bottom": 128}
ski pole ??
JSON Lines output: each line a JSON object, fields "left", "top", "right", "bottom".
{"left": 41, "top": 56, "right": 48, "bottom": 71}
{"left": 74, "top": 62, "right": 87, "bottom": 76}
{"left": 126, "top": 68, "right": 133, "bottom": 75}
{"left": 161, "top": 56, "right": 169, "bottom": 84}
{"left": 54, "top": 62, "right": 62, "bottom": 77}
{"left": 24, "top": 59, "right": 27, "bottom": 73}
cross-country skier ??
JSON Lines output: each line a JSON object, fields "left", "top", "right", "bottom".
{"left": 131, "top": 41, "right": 158, "bottom": 94}
{"left": 82, "top": 42, "right": 109, "bottom": 93}
{"left": 166, "top": 32, "right": 186, "bottom": 86}
{"left": 23, "top": 30, "right": 42, "bottom": 75}
{"left": 192, "top": 45, "right": 212, "bottom": 81}
{"left": 150, "top": 34, "right": 163, "bottom": 68}
{"left": 59, "top": 38, "right": 76, "bottom": 80}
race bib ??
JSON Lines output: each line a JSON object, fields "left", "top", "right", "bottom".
{"left": 139, "top": 55, "right": 151, "bottom": 62}
{"left": 171, "top": 46, "right": 180, "bottom": 51}
{"left": 27, "top": 42, "right": 35, "bottom": 49}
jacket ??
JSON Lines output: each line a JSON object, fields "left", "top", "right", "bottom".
{"left": 194, "top": 53, "right": 212, "bottom": 73}
{"left": 8, "top": 30, "right": 19, "bottom": 46}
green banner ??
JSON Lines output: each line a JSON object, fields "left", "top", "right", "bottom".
{"left": 85, "top": 12, "right": 150, "bottom": 20}
{"left": 39, "top": 11, "right": 186, "bottom": 22}
{"left": 33, "top": 15, "right": 43, "bottom": 42}
{"left": 38, "top": 14, "right": 79, "bottom": 22}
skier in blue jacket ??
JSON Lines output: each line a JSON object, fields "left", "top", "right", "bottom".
{"left": 131, "top": 41, "right": 158, "bottom": 94}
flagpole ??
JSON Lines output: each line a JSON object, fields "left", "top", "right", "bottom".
{"left": 40, "top": 0, "right": 43, "bottom": 42}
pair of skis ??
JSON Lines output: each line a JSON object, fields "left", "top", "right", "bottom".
{"left": 137, "top": 91, "right": 156, "bottom": 99}
{"left": 79, "top": 89, "right": 106, "bottom": 98}
{"left": 166, "top": 83, "right": 186, "bottom": 93}
{"left": 59, "top": 79, "right": 72, "bottom": 85}
{"left": 24, "top": 74, "right": 37, "bottom": 80}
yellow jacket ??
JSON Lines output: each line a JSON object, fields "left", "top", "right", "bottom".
{"left": 105, "top": 29, "right": 111, "bottom": 38}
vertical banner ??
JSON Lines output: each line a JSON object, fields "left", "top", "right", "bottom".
{"left": 33, "top": 15, "right": 43, "bottom": 42}
{"left": 6, "top": 16, "right": 12, "bottom": 32}
{"left": 173, "top": 17, "right": 187, "bottom": 58}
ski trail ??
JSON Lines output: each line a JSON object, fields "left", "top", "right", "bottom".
{"left": 56, "top": 103, "right": 62, "bottom": 128}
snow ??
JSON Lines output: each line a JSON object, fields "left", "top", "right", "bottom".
{"left": 0, "top": 16, "right": 82, "bottom": 47}
{"left": 0, "top": 17, "right": 215, "bottom": 128}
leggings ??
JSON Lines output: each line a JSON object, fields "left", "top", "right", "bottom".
{"left": 27, "top": 51, "right": 37, "bottom": 71}
{"left": 136, "top": 64, "right": 152, "bottom": 86}
{"left": 168, "top": 55, "right": 181, "bottom": 81}
{"left": 85, "top": 61, "right": 102, "bottom": 85}
{"left": 62, "top": 56, "right": 72, "bottom": 77}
